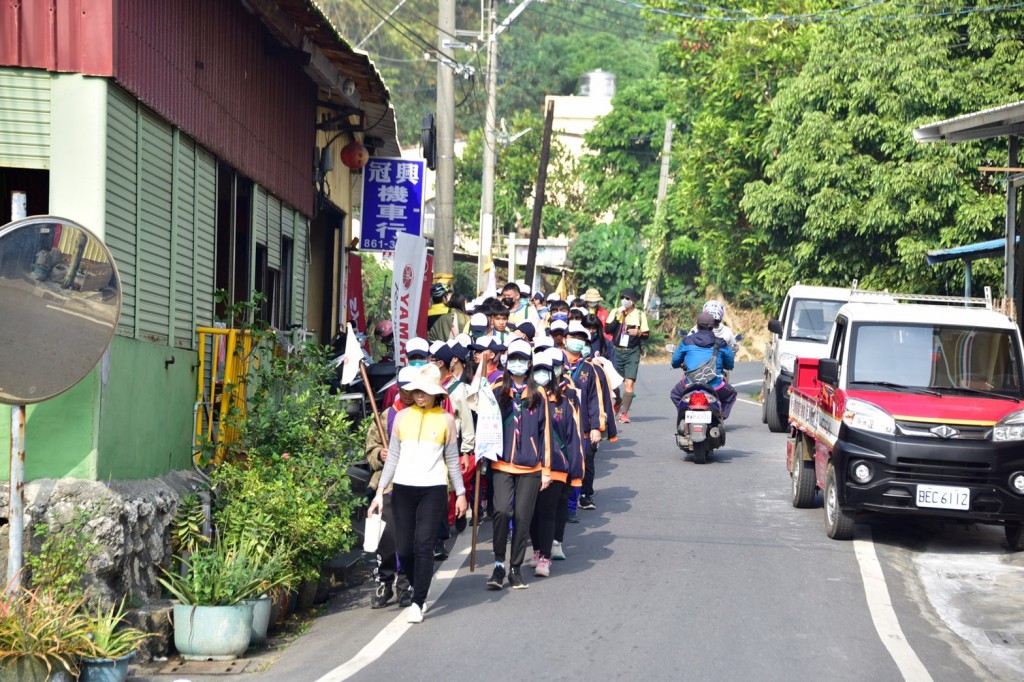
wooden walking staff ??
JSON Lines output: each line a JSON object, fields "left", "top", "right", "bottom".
{"left": 359, "top": 360, "right": 388, "bottom": 445}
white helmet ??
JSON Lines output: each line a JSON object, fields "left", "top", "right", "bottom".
{"left": 702, "top": 300, "right": 725, "bottom": 321}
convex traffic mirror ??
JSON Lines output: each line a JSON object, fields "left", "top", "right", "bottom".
{"left": 0, "top": 216, "right": 122, "bottom": 404}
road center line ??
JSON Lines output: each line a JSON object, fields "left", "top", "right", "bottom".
{"left": 315, "top": 536, "right": 473, "bottom": 682}
{"left": 854, "top": 528, "right": 933, "bottom": 682}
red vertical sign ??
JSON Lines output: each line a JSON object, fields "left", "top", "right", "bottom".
{"left": 346, "top": 253, "right": 365, "bottom": 334}
{"left": 418, "top": 254, "right": 433, "bottom": 338}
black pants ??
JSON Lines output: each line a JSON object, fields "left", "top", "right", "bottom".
{"left": 554, "top": 481, "right": 571, "bottom": 543}
{"left": 491, "top": 470, "right": 541, "bottom": 568}
{"left": 582, "top": 442, "right": 598, "bottom": 496}
{"left": 529, "top": 480, "right": 565, "bottom": 559}
{"left": 391, "top": 484, "right": 448, "bottom": 608}
{"left": 371, "top": 493, "right": 407, "bottom": 591}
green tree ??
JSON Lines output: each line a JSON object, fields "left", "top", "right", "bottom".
{"left": 568, "top": 222, "right": 646, "bottom": 297}
{"left": 741, "top": 5, "right": 1024, "bottom": 300}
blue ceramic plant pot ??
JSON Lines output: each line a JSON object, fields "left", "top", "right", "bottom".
{"left": 173, "top": 602, "right": 253, "bottom": 661}
{"left": 79, "top": 652, "right": 134, "bottom": 682}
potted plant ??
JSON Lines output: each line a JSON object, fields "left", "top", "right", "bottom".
{"left": 78, "top": 598, "right": 151, "bottom": 682}
{"left": 158, "top": 538, "right": 264, "bottom": 661}
{"left": 0, "top": 585, "right": 89, "bottom": 682}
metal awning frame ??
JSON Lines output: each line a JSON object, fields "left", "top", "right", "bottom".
{"left": 914, "top": 105, "right": 1024, "bottom": 325}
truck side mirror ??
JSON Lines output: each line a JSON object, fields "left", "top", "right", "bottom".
{"left": 818, "top": 358, "right": 839, "bottom": 385}
{"left": 768, "top": 319, "right": 783, "bottom": 335}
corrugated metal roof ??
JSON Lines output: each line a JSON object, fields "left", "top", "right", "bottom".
{"left": 249, "top": 0, "right": 401, "bottom": 153}
{"left": 914, "top": 101, "right": 1024, "bottom": 143}
{"left": 926, "top": 236, "right": 1020, "bottom": 264}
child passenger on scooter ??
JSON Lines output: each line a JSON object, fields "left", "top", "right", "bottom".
{"left": 670, "top": 311, "right": 737, "bottom": 419}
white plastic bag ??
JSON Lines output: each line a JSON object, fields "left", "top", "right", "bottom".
{"left": 363, "top": 513, "right": 386, "bottom": 553}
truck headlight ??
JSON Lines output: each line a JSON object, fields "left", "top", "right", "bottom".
{"left": 1010, "top": 472, "right": 1024, "bottom": 495}
{"left": 780, "top": 352, "right": 796, "bottom": 374}
{"left": 994, "top": 410, "right": 1024, "bottom": 442}
{"left": 842, "top": 398, "right": 896, "bottom": 436}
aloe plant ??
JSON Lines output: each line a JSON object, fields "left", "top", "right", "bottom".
{"left": 81, "top": 597, "right": 151, "bottom": 660}
{"left": 158, "top": 536, "right": 292, "bottom": 606}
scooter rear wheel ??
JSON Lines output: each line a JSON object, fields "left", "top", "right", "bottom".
{"left": 693, "top": 440, "right": 708, "bottom": 464}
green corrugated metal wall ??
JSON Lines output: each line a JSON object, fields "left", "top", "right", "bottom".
{"left": 294, "top": 211, "right": 306, "bottom": 326}
{"left": 253, "top": 185, "right": 305, "bottom": 326}
{"left": 0, "top": 68, "right": 50, "bottom": 169}
{"left": 104, "top": 83, "right": 217, "bottom": 350}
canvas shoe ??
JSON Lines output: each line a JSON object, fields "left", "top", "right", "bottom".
{"left": 527, "top": 550, "right": 541, "bottom": 568}
{"left": 534, "top": 557, "right": 551, "bottom": 577}
{"left": 508, "top": 566, "right": 528, "bottom": 589}
{"left": 370, "top": 581, "right": 393, "bottom": 609}
{"left": 486, "top": 564, "right": 506, "bottom": 590}
{"left": 406, "top": 603, "right": 423, "bottom": 624}
{"left": 551, "top": 541, "right": 566, "bottom": 560}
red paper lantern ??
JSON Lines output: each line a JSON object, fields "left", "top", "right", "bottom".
{"left": 340, "top": 140, "right": 369, "bottom": 171}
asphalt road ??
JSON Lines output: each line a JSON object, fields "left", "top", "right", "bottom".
{"left": 137, "top": 361, "right": 1024, "bottom": 682}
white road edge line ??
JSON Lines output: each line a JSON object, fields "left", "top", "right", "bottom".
{"left": 854, "top": 528, "right": 933, "bottom": 682}
{"left": 737, "top": 398, "right": 761, "bottom": 407}
{"left": 315, "top": 537, "right": 473, "bottom": 682}
{"left": 732, "top": 379, "right": 761, "bottom": 387}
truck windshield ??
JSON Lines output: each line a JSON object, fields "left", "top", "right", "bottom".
{"left": 849, "top": 323, "right": 1024, "bottom": 399}
{"left": 788, "top": 299, "right": 846, "bottom": 342}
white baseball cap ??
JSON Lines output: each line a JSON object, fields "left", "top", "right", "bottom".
{"left": 405, "top": 337, "right": 430, "bottom": 358}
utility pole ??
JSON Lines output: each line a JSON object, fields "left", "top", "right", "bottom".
{"left": 477, "top": 0, "right": 536, "bottom": 294}
{"left": 644, "top": 118, "right": 674, "bottom": 301}
{"left": 524, "top": 99, "right": 554, "bottom": 288}
{"left": 434, "top": 0, "right": 456, "bottom": 285}
{"left": 477, "top": 0, "right": 499, "bottom": 295}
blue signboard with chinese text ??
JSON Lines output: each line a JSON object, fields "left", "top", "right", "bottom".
{"left": 359, "top": 158, "right": 425, "bottom": 251}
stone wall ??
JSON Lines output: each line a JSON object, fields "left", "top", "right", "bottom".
{"left": 0, "top": 471, "right": 204, "bottom": 658}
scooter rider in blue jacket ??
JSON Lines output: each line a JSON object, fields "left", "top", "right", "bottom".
{"left": 671, "top": 311, "right": 737, "bottom": 419}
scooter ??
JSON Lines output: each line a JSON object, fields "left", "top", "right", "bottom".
{"left": 675, "top": 383, "right": 726, "bottom": 464}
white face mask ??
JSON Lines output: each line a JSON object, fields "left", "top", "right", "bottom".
{"left": 581, "top": 345, "right": 592, "bottom": 359}
{"left": 621, "top": 298, "right": 634, "bottom": 309}
{"left": 507, "top": 358, "right": 530, "bottom": 376}
{"left": 552, "top": 365, "right": 563, "bottom": 378}
{"left": 533, "top": 369, "right": 552, "bottom": 386}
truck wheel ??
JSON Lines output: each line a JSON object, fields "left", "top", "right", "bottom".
{"left": 693, "top": 440, "right": 708, "bottom": 464}
{"left": 761, "top": 380, "right": 769, "bottom": 424}
{"left": 1006, "top": 523, "right": 1024, "bottom": 551}
{"left": 824, "top": 463, "right": 855, "bottom": 540}
{"left": 766, "top": 388, "right": 787, "bottom": 433}
{"left": 791, "top": 438, "right": 817, "bottom": 509}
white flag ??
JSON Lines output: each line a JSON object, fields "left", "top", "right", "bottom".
{"left": 339, "top": 322, "right": 364, "bottom": 387}
{"left": 474, "top": 385, "right": 503, "bottom": 462}
{"left": 391, "top": 233, "right": 428, "bottom": 371}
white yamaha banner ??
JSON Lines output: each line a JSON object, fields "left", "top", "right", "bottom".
{"left": 391, "top": 232, "right": 428, "bottom": 370}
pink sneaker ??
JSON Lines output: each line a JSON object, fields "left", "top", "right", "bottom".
{"left": 535, "top": 557, "right": 551, "bottom": 577}
{"left": 527, "top": 550, "right": 540, "bottom": 568}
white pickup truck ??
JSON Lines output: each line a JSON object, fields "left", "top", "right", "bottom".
{"left": 762, "top": 284, "right": 855, "bottom": 432}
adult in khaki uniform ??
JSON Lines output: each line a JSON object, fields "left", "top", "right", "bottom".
{"left": 603, "top": 287, "right": 649, "bottom": 423}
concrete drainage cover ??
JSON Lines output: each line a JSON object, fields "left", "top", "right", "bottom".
{"left": 985, "top": 631, "right": 1024, "bottom": 646}
{"left": 157, "top": 659, "right": 254, "bottom": 675}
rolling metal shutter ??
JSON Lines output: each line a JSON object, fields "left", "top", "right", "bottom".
{"left": 0, "top": 68, "right": 50, "bottom": 169}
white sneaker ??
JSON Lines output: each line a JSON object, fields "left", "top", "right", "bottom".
{"left": 551, "top": 541, "right": 566, "bottom": 560}
{"left": 527, "top": 550, "right": 540, "bottom": 568}
{"left": 406, "top": 603, "right": 423, "bottom": 624}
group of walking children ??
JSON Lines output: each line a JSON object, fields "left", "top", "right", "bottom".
{"left": 365, "top": 284, "right": 635, "bottom": 624}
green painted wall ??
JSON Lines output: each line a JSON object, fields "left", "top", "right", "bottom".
{"left": 0, "top": 373, "right": 99, "bottom": 480}
{"left": 96, "top": 336, "right": 196, "bottom": 479}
